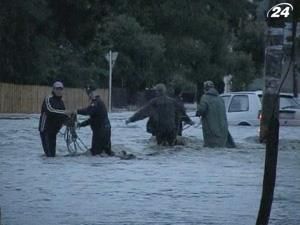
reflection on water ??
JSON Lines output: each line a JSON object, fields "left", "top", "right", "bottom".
{"left": 0, "top": 113, "right": 299, "bottom": 225}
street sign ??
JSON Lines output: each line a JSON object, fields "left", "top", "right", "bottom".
{"left": 105, "top": 52, "right": 119, "bottom": 68}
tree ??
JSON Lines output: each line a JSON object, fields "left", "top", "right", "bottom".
{"left": 234, "top": 21, "right": 265, "bottom": 75}
{"left": 0, "top": 0, "right": 262, "bottom": 94}
{"left": 103, "top": 15, "right": 166, "bottom": 92}
{"left": 226, "top": 51, "right": 256, "bottom": 91}
{"left": 0, "top": 0, "right": 51, "bottom": 84}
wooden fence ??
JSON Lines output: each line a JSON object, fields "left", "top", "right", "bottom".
{"left": 0, "top": 83, "right": 108, "bottom": 113}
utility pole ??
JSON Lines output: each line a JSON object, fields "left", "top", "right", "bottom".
{"left": 109, "top": 50, "right": 112, "bottom": 112}
{"left": 256, "top": 0, "right": 282, "bottom": 224}
{"left": 292, "top": 8, "right": 298, "bottom": 97}
{"left": 105, "top": 50, "right": 118, "bottom": 112}
{"left": 256, "top": 78, "right": 279, "bottom": 225}
{"left": 257, "top": 0, "right": 299, "bottom": 224}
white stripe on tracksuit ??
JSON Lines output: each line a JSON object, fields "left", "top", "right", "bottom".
{"left": 45, "top": 96, "right": 66, "bottom": 114}
{"left": 40, "top": 112, "right": 47, "bottom": 132}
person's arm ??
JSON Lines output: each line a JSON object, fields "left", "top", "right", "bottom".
{"left": 127, "top": 102, "right": 153, "bottom": 123}
{"left": 78, "top": 119, "right": 91, "bottom": 127}
{"left": 182, "top": 112, "right": 193, "bottom": 125}
{"left": 44, "top": 96, "right": 70, "bottom": 125}
{"left": 176, "top": 101, "right": 193, "bottom": 125}
{"left": 196, "top": 96, "right": 208, "bottom": 117}
{"left": 77, "top": 103, "right": 97, "bottom": 116}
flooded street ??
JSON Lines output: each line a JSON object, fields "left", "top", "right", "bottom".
{"left": 0, "top": 112, "right": 299, "bottom": 225}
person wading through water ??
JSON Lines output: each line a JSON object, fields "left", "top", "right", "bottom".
{"left": 39, "top": 81, "right": 71, "bottom": 157}
{"left": 76, "top": 86, "right": 114, "bottom": 156}
{"left": 196, "top": 81, "right": 235, "bottom": 148}
{"left": 126, "top": 83, "right": 191, "bottom": 146}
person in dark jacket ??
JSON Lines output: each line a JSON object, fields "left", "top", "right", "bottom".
{"left": 196, "top": 81, "right": 235, "bottom": 148}
{"left": 39, "top": 81, "right": 70, "bottom": 157}
{"left": 126, "top": 83, "right": 190, "bottom": 146}
{"left": 173, "top": 87, "right": 194, "bottom": 136}
{"left": 146, "top": 117, "right": 156, "bottom": 136}
{"left": 77, "top": 86, "right": 114, "bottom": 156}
{"left": 146, "top": 86, "right": 193, "bottom": 137}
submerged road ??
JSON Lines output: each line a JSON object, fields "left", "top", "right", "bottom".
{"left": 0, "top": 112, "right": 299, "bottom": 225}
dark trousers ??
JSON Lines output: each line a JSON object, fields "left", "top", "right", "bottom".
{"left": 156, "top": 130, "right": 177, "bottom": 146}
{"left": 91, "top": 127, "right": 113, "bottom": 155}
{"left": 146, "top": 117, "right": 156, "bottom": 136}
{"left": 177, "top": 122, "right": 183, "bottom": 136}
{"left": 40, "top": 131, "right": 57, "bottom": 157}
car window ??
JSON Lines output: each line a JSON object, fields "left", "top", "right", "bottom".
{"left": 228, "top": 95, "right": 249, "bottom": 112}
{"left": 280, "top": 96, "right": 300, "bottom": 109}
{"left": 221, "top": 96, "right": 231, "bottom": 108}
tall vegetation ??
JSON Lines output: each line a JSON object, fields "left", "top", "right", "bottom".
{"left": 0, "top": 0, "right": 264, "bottom": 93}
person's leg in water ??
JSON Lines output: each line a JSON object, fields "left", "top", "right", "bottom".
{"left": 40, "top": 132, "right": 50, "bottom": 156}
{"left": 156, "top": 133, "right": 163, "bottom": 145}
{"left": 103, "top": 127, "right": 114, "bottom": 156}
{"left": 48, "top": 133, "right": 57, "bottom": 157}
{"left": 156, "top": 131, "right": 170, "bottom": 146}
{"left": 40, "top": 131, "right": 57, "bottom": 157}
{"left": 167, "top": 131, "right": 177, "bottom": 146}
{"left": 91, "top": 128, "right": 114, "bottom": 156}
{"left": 146, "top": 117, "right": 156, "bottom": 136}
{"left": 91, "top": 130, "right": 101, "bottom": 155}
{"left": 177, "top": 121, "right": 183, "bottom": 136}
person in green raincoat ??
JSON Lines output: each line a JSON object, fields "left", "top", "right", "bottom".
{"left": 196, "top": 81, "right": 235, "bottom": 148}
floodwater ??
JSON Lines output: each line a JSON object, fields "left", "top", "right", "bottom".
{"left": 0, "top": 112, "right": 299, "bottom": 225}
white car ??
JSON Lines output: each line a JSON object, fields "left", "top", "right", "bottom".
{"left": 220, "top": 91, "right": 300, "bottom": 126}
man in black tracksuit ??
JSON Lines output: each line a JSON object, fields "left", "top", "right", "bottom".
{"left": 39, "top": 81, "right": 69, "bottom": 157}
{"left": 77, "top": 87, "right": 113, "bottom": 156}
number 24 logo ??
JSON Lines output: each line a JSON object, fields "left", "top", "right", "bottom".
{"left": 267, "top": 3, "right": 293, "bottom": 18}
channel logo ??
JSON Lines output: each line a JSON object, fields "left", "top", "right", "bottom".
{"left": 267, "top": 3, "right": 293, "bottom": 18}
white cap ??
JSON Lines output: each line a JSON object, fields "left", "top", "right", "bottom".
{"left": 53, "top": 81, "right": 64, "bottom": 88}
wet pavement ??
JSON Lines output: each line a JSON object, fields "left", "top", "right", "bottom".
{"left": 0, "top": 112, "right": 299, "bottom": 225}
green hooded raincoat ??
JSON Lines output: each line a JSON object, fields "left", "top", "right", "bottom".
{"left": 196, "top": 88, "right": 233, "bottom": 148}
